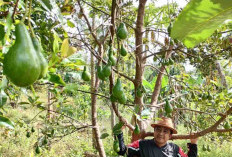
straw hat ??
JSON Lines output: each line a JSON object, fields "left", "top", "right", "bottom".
{"left": 151, "top": 117, "right": 177, "bottom": 134}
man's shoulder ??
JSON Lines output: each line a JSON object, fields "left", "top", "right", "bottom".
{"left": 167, "top": 142, "right": 179, "bottom": 148}
{"left": 167, "top": 142, "right": 179, "bottom": 146}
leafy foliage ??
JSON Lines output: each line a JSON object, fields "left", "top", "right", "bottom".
{"left": 171, "top": 0, "right": 232, "bottom": 48}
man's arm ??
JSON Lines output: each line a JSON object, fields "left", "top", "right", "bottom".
{"left": 178, "top": 143, "right": 197, "bottom": 157}
{"left": 178, "top": 138, "right": 198, "bottom": 157}
{"left": 117, "top": 132, "right": 140, "bottom": 157}
{"left": 187, "top": 137, "right": 198, "bottom": 157}
{"left": 187, "top": 143, "right": 198, "bottom": 157}
{"left": 117, "top": 133, "right": 127, "bottom": 155}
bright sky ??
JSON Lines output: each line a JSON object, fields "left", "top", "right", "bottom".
{"left": 154, "top": 0, "right": 187, "bottom": 8}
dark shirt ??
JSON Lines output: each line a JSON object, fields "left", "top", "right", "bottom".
{"left": 117, "top": 133, "right": 198, "bottom": 157}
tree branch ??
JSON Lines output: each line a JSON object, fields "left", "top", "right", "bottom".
{"left": 74, "top": 89, "right": 109, "bottom": 99}
{"left": 143, "top": 106, "right": 232, "bottom": 139}
{"left": 150, "top": 46, "right": 173, "bottom": 108}
{"left": 12, "top": 0, "right": 20, "bottom": 22}
{"left": 77, "top": 0, "right": 100, "bottom": 46}
{"left": 174, "top": 108, "right": 222, "bottom": 115}
{"left": 142, "top": 28, "right": 167, "bottom": 34}
{"left": 80, "top": 0, "right": 110, "bottom": 16}
{"left": 80, "top": 0, "right": 135, "bottom": 30}
{"left": 147, "top": 93, "right": 187, "bottom": 108}
{"left": 76, "top": 24, "right": 134, "bottom": 82}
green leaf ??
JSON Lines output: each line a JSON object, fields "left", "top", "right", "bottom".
{"left": 142, "top": 79, "right": 153, "bottom": 91}
{"left": 66, "top": 47, "right": 77, "bottom": 57}
{"left": 28, "top": 96, "right": 34, "bottom": 104}
{"left": 49, "top": 54, "right": 60, "bottom": 66}
{"left": 100, "top": 133, "right": 109, "bottom": 139}
{"left": 0, "top": 90, "right": 7, "bottom": 108}
{"left": 38, "top": 0, "right": 64, "bottom": 24}
{"left": 48, "top": 73, "right": 66, "bottom": 86}
{"left": 171, "top": 0, "right": 232, "bottom": 48}
{"left": 18, "top": 102, "right": 30, "bottom": 105}
{"left": 161, "top": 75, "right": 169, "bottom": 88}
{"left": 61, "top": 39, "right": 77, "bottom": 58}
{"left": 186, "top": 75, "right": 203, "bottom": 87}
{"left": 0, "top": 76, "right": 8, "bottom": 89}
{"left": 61, "top": 39, "right": 69, "bottom": 57}
{"left": 0, "top": 24, "right": 4, "bottom": 43}
{"left": 67, "top": 20, "right": 75, "bottom": 28}
{"left": 0, "top": 0, "right": 10, "bottom": 7}
{"left": 39, "top": 0, "right": 53, "bottom": 10}
{"left": 113, "top": 121, "right": 124, "bottom": 135}
{"left": 0, "top": 115, "right": 14, "bottom": 129}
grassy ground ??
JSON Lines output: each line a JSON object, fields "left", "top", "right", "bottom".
{"left": 0, "top": 96, "right": 232, "bottom": 156}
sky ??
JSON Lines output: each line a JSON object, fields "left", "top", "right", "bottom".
{"left": 154, "top": 0, "right": 188, "bottom": 8}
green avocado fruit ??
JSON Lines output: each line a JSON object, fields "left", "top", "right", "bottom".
{"left": 117, "top": 23, "right": 128, "bottom": 40}
{"left": 112, "top": 78, "right": 124, "bottom": 98}
{"left": 120, "top": 44, "right": 127, "bottom": 56}
{"left": 3, "top": 23, "right": 41, "bottom": 87}
{"left": 82, "top": 66, "right": 91, "bottom": 81}
{"left": 97, "top": 65, "right": 106, "bottom": 81}
{"left": 165, "top": 99, "right": 173, "bottom": 114}
{"left": 134, "top": 124, "right": 140, "bottom": 134}
{"left": 102, "top": 61, "right": 112, "bottom": 78}
{"left": 113, "top": 139, "right": 120, "bottom": 152}
{"left": 108, "top": 47, "right": 116, "bottom": 66}
{"left": 35, "top": 145, "right": 41, "bottom": 154}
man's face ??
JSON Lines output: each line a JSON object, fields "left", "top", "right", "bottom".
{"left": 153, "top": 126, "right": 172, "bottom": 147}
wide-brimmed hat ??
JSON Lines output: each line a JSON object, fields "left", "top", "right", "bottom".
{"left": 151, "top": 117, "right": 177, "bottom": 134}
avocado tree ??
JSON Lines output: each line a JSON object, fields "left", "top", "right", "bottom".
{"left": 0, "top": 0, "right": 232, "bottom": 156}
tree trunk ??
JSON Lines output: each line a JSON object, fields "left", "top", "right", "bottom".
{"left": 132, "top": 0, "right": 147, "bottom": 141}
{"left": 91, "top": 45, "right": 106, "bottom": 157}
{"left": 91, "top": 39, "right": 97, "bottom": 149}
{"left": 110, "top": 105, "right": 116, "bottom": 131}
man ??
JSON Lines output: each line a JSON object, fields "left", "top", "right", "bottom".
{"left": 116, "top": 117, "right": 198, "bottom": 157}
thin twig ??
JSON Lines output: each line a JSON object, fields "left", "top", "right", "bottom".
{"left": 220, "top": 30, "right": 232, "bottom": 34}
{"left": 29, "top": 110, "right": 46, "bottom": 123}
{"left": 12, "top": 0, "right": 20, "bottom": 22}
{"left": 175, "top": 108, "right": 220, "bottom": 115}
{"left": 75, "top": 89, "right": 109, "bottom": 99}
{"left": 77, "top": 0, "right": 100, "bottom": 46}
{"left": 143, "top": 29, "right": 167, "bottom": 34}
{"left": 148, "top": 93, "right": 187, "bottom": 108}
{"left": 52, "top": 125, "right": 95, "bottom": 144}
{"left": 80, "top": 0, "right": 135, "bottom": 29}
